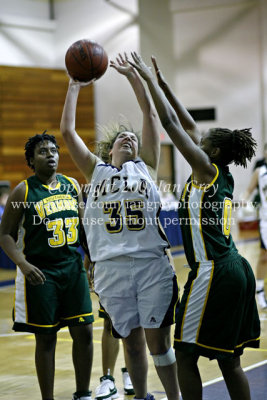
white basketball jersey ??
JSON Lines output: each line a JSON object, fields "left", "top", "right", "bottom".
{"left": 84, "top": 159, "right": 169, "bottom": 261}
{"left": 258, "top": 164, "right": 267, "bottom": 220}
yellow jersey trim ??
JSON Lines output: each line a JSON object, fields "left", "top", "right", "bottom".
{"left": 42, "top": 182, "right": 61, "bottom": 190}
{"left": 63, "top": 175, "right": 79, "bottom": 195}
{"left": 23, "top": 180, "right": 28, "bottom": 202}
{"left": 198, "top": 191, "right": 208, "bottom": 260}
{"left": 191, "top": 163, "right": 219, "bottom": 190}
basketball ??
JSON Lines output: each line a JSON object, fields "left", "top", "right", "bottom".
{"left": 65, "top": 39, "right": 108, "bottom": 82}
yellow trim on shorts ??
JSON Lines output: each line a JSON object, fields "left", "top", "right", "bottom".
{"left": 195, "top": 341, "right": 234, "bottom": 353}
{"left": 62, "top": 312, "right": 93, "bottom": 321}
{"left": 180, "top": 262, "right": 201, "bottom": 339}
{"left": 187, "top": 185, "right": 195, "bottom": 261}
{"left": 173, "top": 275, "right": 180, "bottom": 323}
{"left": 235, "top": 337, "right": 261, "bottom": 348}
{"left": 24, "top": 276, "right": 28, "bottom": 322}
{"left": 174, "top": 338, "right": 234, "bottom": 353}
{"left": 24, "top": 321, "right": 61, "bottom": 328}
{"left": 195, "top": 260, "right": 214, "bottom": 341}
{"left": 175, "top": 336, "right": 261, "bottom": 354}
{"left": 13, "top": 268, "right": 28, "bottom": 322}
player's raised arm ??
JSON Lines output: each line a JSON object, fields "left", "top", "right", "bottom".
{"left": 130, "top": 52, "right": 215, "bottom": 184}
{"left": 60, "top": 79, "right": 99, "bottom": 182}
{"left": 110, "top": 53, "right": 160, "bottom": 172}
{"left": 151, "top": 56, "right": 200, "bottom": 144}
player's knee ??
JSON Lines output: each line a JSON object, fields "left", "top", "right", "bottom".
{"left": 218, "top": 357, "right": 240, "bottom": 374}
{"left": 124, "top": 340, "right": 145, "bottom": 357}
{"left": 151, "top": 347, "right": 176, "bottom": 367}
{"left": 35, "top": 333, "right": 57, "bottom": 351}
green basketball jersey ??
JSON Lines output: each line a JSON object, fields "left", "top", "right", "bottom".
{"left": 18, "top": 174, "right": 82, "bottom": 267}
{"left": 179, "top": 164, "right": 237, "bottom": 264}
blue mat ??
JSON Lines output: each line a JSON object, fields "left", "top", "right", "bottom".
{"left": 203, "top": 362, "right": 267, "bottom": 400}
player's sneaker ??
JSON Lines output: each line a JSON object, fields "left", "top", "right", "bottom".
{"left": 95, "top": 374, "right": 119, "bottom": 400}
{"left": 72, "top": 391, "right": 92, "bottom": 400}
{"left": 121, "top": 367, "right": 135, "bottom": 395}
{"left": 257, "top": 289, "right": 267, "bottom": 309}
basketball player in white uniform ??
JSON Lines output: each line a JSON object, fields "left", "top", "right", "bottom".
{"left": 245, "top": 147, "right": 267, "bottom": 309}
{"left": 60, "top": 54, "right": 180, "bottom": 400}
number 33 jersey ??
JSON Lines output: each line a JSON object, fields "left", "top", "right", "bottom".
{"left": 84, "top": 159, "right": 169, "bottom": 262}
{"left": 17, "top": 174, "right": 81, "bottom": 266}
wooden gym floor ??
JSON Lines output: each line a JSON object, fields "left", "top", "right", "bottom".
{"left": 0, "top": 228, "right": 266, "bottom": 399}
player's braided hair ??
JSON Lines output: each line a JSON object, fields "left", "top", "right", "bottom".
{"left": 25, "top": 130, "right": 59, "bottom": 170}
{"left": 208, "top": 128, "right": 257, "bottom": 168}
{"left": 95, "top": 119, "right": 141, "bottom": 163}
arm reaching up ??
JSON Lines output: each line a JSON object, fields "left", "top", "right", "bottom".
{"left": 60, "top": 79, "right": 99, "bottom": 182}
{"left": 151, "top": 56, "right": 200, "bottom": 144}
{"left": 110, "top": 53, "right": 160, "bottom": 172}
{"left": 129, "top": 52, "right": 216, "bottom": 185}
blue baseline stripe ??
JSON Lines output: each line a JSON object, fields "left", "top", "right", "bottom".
{"left": 0, "top": 279, "right": 15, "bottom": 287}
{"left": 203, "top": 363, "right": 267, "bottom": 399}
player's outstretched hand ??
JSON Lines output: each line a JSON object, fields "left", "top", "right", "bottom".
{"left": 110, "top": 53, "right": 135, "bottom": 77}
{"left": 68, "top": 76, "right": 96, "bottom": 87}
{"left": 128, "top": 52, "right": 154, "bottom": 81}
{"left": 19, "top": 260, "right": 46, "bottom": 285}
{"left": 151, "top": 56, "right": 167, "bottom": 89}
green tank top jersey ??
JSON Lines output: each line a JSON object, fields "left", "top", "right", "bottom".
{"left": 179, "top": 164, "right": 237, "bottom": 265}
{"left": 18, "top": 174, "right": 82, "bottom": 267}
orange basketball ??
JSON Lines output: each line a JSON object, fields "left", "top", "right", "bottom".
{"left": 65, "top": 39, "right": 108, "bottom": 82}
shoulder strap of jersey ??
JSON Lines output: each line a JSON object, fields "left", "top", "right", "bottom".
{"left": 23, "top": 179, "right": 29, "bottom": 202}
{"left": 62, "top": 175, "right": 79, "bottom": 196}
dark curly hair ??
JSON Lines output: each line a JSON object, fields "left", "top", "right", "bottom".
{"left": 208, "top": 128, "right": 257, "bottom": 168}
{"left": 24, "top": 130, "right": 59, "bottom": 170}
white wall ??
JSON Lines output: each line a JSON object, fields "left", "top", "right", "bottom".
{"left": 171, "top": 0, "right": 264, "bottom": 197}
{"left": 0, "top": 0, "right": 267, "bottom": 197}
{"left": 0, "top": 0, "right": 55, "bottom": 67}
{"left": 54, "top": 0, "right": 140, "bottom": 128}
{"left": 0, "top": 0, "right": 141, "bottom": 128}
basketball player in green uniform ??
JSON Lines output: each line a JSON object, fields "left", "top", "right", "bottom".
{"left": 130, "top": 53, "right": 261, "bottom": 400}
{"left": 0, "top": 132, "right": 93, "bottom": 400}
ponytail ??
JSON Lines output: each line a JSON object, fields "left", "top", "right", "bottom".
{"left": 209, "top": 127, "right": 256, "bottom": 168}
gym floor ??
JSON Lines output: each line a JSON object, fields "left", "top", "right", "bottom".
{"left": 0, "top": 229, "right": 266, "bottom": 399}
